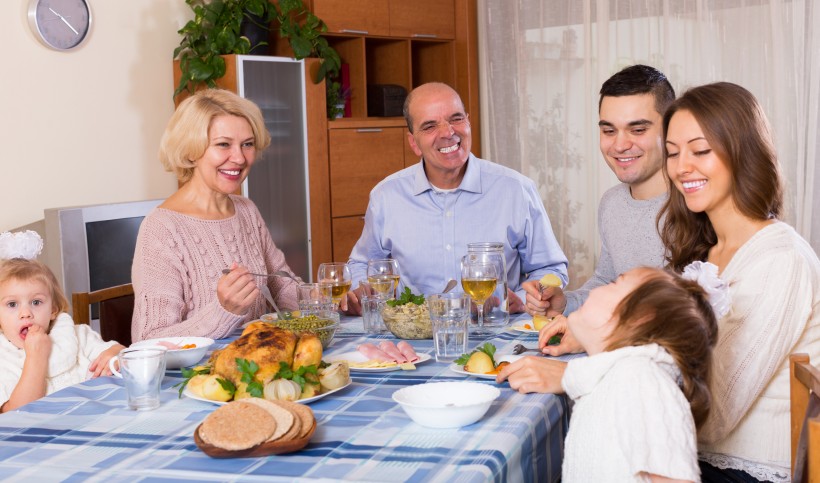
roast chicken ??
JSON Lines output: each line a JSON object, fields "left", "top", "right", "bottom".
{"left": 211, "top": 324, "right": 322, "bottom": 384}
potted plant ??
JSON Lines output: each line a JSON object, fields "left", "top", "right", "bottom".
{"left": 173, "top": 0, "right": 341, "bottom": 105}
{"left": 326, "top": 82, "right": 351, "bottom": 119}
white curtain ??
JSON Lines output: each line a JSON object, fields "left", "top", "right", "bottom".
{"left": 477, "top": 0, "right": 820, "bottom": 289}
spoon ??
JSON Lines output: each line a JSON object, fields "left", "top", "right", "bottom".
{"left": 442, "top": 279, "right": 457, "bottom": 293}
{"left": 259, "top": 285, "right": 285, "bottom": 321}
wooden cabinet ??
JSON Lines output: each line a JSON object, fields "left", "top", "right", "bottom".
{"left": 312, "top": 0, "right": 389, "bottom": 36}
{"left": 389, "top": 0, "right": 456, "bottom": 39}
{"left": 328, "top": 125, "right": 406, "bottom": 217}
{"left": 331, "top": 216, "right": 365, "bottom": 262}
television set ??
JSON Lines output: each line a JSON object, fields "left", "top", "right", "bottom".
{"left": 43, "top": 199, "right": 163, "bottom": 319}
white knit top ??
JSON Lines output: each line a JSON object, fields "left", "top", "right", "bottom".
{"left": 562, "top": 344, "right": 700, "bottom": 482}
{"left": 698, "top": 222, "right": 820, "bottom": 482}
{"left": 131, "top": 195, "right": 299, "bottom": 342}
{"left": 0, "top": 313, "right": 118, "bottom": 403}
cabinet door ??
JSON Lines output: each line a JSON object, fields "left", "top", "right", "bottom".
{"left": 329, "top": 127, "right": 406, "bottom": 218}
{"left": 389, "top": 0, "right": 455, "bottom": 39}
{"left": 313, "top": 0, "right": 389, "bottom": 36}
{"left": 332, "top": 216, "right": 366, "bottom": 262}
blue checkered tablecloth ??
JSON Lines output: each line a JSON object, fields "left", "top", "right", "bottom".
{"left": 0, "top": 316, "right": 579, "bottom": 482}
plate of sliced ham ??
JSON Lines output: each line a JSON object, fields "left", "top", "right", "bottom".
{"left": 325, "top": 341, "right": 432, "bottom": 372}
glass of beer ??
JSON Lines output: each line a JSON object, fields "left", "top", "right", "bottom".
{"left": 317, "top": 262, "right": 352, "bottom": 311}
{"left": 460, "top": 254, "right": 498, "bottom": 336}
{"left": 366, "top": 258, "right": 401, "bottom": 299}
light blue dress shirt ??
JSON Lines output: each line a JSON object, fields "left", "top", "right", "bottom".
{"left": 348, "top": 154, "right": 568, "bottom": 302}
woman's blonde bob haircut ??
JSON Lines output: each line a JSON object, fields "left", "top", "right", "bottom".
{"left": 159, "top": 89, "right": 272, "bottom": 183}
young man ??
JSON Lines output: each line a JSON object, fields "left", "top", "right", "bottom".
{"left": 345, "top": 82, "right": 568, "bottom": 315}
{"left": 523, "top": 64, "right": 675, "bottom": 354}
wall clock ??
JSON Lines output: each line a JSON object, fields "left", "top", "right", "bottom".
{"left": 28, "top": 0, "right": 92, "bottom": 51}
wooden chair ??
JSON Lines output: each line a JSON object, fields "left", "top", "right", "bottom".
{"left": 790, "top": 353, "right": 820, "bottom": 483}
{"left": 72, "top": 283, "right": 135, "bottom": 347}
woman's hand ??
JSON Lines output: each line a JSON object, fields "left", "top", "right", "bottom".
{"left": 217, "top": 263, "right": 259, "bottom": 315}
{"left": 538, "top": 314, "right": 584, "bottom": 356}
{"left": 496, "top": 356, "right": 567, "bottom": 394}
{"left": 88, "top": 344, "right": 126, "bottom": 377}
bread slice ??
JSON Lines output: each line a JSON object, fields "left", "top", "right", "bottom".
{"left": 268, "top": 400, "right": 315, "bottom": 439}
{"left": 199, "top": 402, "right": 276, "bottom": 451}
{"left": 240, "top": 398, "right": 295, "bottom": 442}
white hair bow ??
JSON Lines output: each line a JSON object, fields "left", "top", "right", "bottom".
{"left": 0, "top": 231, "right": 44, "bottom": 260}
{"left": 682, "top": 261, "right": 731, "bottom": 319}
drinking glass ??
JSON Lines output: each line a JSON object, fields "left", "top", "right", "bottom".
{"left": 366, "top": 258, "right": 401, "bottom": 299}
{"left": 109, "top": 347, "right": 167, "bottom": 411}
{"left": 297, "top": 282, "right": 333, "bottom": 315}
{"left": 428, "top": 293, "right": 470, "bottom": 362}
{"left": 460, "top": 255, "right": 498, "bottom": 336}
{"left": 317, "top": 262, "right": 352, "bottom": 311}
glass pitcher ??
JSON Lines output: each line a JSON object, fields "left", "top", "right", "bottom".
{"left": 466, "top": 242, "right": 509, "bottom": 326}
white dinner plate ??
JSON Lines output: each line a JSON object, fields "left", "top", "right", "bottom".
{"left": 510, "top": 324, "right": 539, "bottom": 335}
{"left": 183, "top": 379, "right": 352, "bottom": 405}
{"left": 448, "top": 355, "right": 524, "bottom": 379}
{"left": 324, "top": 351, "right": 432, "bottom": 372}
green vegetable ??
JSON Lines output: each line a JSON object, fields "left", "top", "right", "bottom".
{"left": 547, "top": 335, "right": 562, "bottom": 346}
{"left": 454, "top": 342, "right": 497, "bottom": 366}
{"left": 236, "top": 358, "right": 264, "bottom": 398}
{"left": 173, "top": 365, "right": 212, "bottom": 397}
{"left": 386, "top": 287, "right": 425, "bottom": 307}
{"left": 274, "top": 361, "right": 319, "bottom": 392}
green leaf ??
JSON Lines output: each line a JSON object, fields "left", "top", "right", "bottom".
{"left": 385, "top": 287, "right": 425, "bottom": 307}
{"left": 172, "top": 365, "right": 212, "bottom": 398}
{"left": 247, "top": 381, "right": 264, "bottom": 398}
{"left": 217, "top": 377, "right": 237, "bottom": 396}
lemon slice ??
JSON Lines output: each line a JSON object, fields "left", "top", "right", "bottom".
{"left": 539, "top": 273, "right": 562, "bottom": 288}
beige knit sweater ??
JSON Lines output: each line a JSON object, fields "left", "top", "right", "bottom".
{"left": 699, "top": 222, "right": 820, "bottom": 482}
{"left": 131, "top": 195, "right": 299, "bottom": 341}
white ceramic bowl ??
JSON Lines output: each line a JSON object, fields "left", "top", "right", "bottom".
{"left": 130, "top": 336, "right": 213, "bottom": 369}
{"left": 392, "top": 381, "right": 500, "bottom": 428}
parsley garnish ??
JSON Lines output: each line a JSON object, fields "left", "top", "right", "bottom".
{"left": 385, "top": 287, "right": 425, "bottom": 307}
{"left": 173, "top": 365, "right": 212, "bottom": 397}
{"left": 236, "top": 358, "right": 264, "bottom": 398}
{"left": 274, "top": 361, "right": 319, "bottom": 391}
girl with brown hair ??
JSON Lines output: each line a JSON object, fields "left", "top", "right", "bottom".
{"left": 552, "top": 266, "right": 717, "bottom": 482}
{"left": 661, "top": 82, "right": 820, "bottom": 482}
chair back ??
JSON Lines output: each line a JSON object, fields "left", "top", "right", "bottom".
{"left": 790, "top": 353, "right": 820, "bottom": 483}
{"left": 72, "top": 283, "right": 135, "bottom": 347}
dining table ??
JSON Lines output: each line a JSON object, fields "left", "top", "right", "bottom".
{"left": 0, "top": 315, "right": 580, "bottom": 483}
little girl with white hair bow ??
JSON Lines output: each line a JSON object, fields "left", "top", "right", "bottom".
{"left": 0, "top": 231, "right": 125, "bottom": 413}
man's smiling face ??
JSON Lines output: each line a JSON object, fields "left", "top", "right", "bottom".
{"left": 598, "top": 93, "right": 664, "bottom": 190}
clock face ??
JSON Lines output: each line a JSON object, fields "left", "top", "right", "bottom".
{"left": 28, "top": 0, "right": 92, "bottom": 51}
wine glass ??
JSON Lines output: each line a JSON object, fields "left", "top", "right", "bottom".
{"left": 317, "top": 262, "right": 352, "bottom": 311}
{"left": 460, "top": 255, "right": 498, "bottom": 336}
{"left": 366, "top": 259, "right": 401, "bottom": 299}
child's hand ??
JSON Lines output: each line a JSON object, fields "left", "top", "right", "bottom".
{"left": 538, "top": 314, "right": 584, "bottom": 356}
{"left": 88, "top": 344, "right": 126, "bottom": 378}
{"left": 23, "top": 324, "right": 52, "bottom": 361}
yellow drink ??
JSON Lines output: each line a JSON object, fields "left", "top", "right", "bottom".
{"left": 367, "top": 274, "right": 400, "bottom": 296}
{"left": 330, "top": 281, "right": 352, "bottom": 302}
{"left": 461, "top": 277, "right": 496, "bottom": 303}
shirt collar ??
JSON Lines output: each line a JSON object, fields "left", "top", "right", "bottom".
{"left": 412, "top": 154, "right": 482, "bottom": 195}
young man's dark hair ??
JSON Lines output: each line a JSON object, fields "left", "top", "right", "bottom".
{"left": 599, "top": 64, "right": 675, "bottom": 115}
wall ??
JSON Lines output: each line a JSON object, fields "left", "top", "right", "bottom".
{"left": 0, "top": 1, "right": 191, "bottom": 232}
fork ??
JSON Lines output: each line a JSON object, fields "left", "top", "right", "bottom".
{"left": 221, "top": 268, "right": 301, "bottom": 283}
{"left": 512, "top": 344, "right": 543, "bottom": 355}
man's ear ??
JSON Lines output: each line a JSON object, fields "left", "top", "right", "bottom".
{"left": 407, "top": 131, "right": 422, "bottom": 157}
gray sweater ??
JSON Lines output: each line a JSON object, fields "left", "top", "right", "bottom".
{"left": 564, "top": 183, "right": 667, "bottom": 314}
